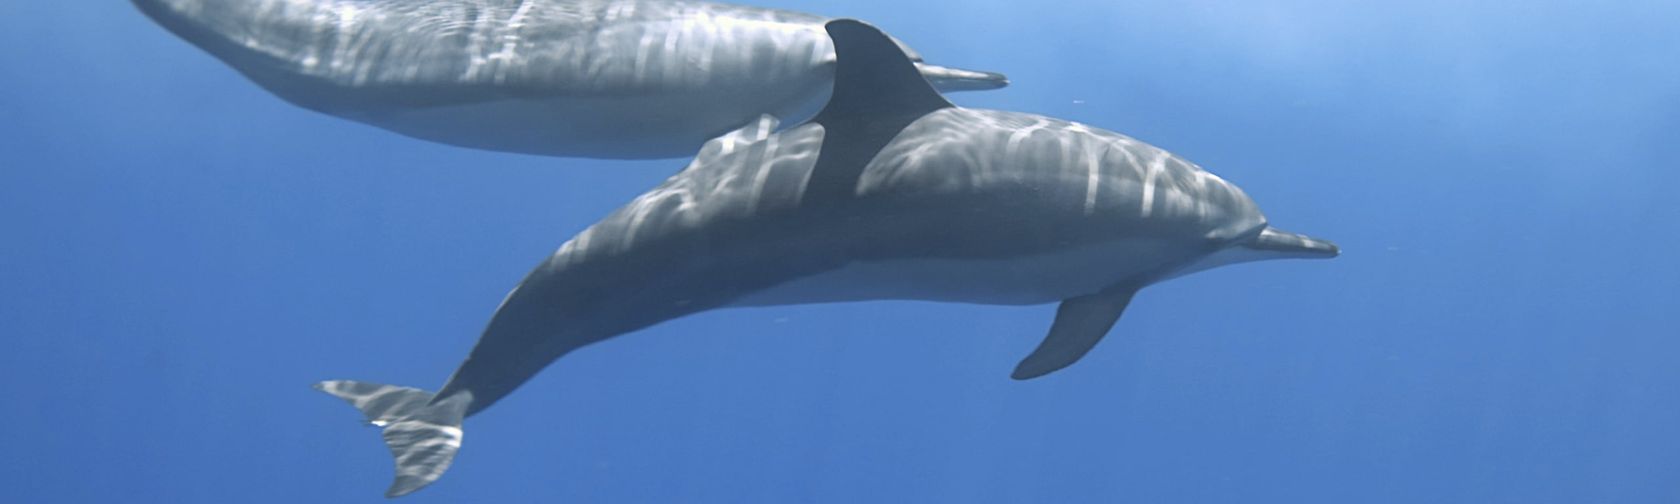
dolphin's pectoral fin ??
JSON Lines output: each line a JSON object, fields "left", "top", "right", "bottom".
{"left": 684, "top": 114, "right": 782, "bottom": 171}
{"left": 1012, "top": 286, "right": 1140, "bottom": 380}
{"left": 803, "top": 20, "right": 955, "bottom": 204}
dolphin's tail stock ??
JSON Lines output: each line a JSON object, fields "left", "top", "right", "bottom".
{"left": 314, "top": 380, "right": 472, "bottom": 498}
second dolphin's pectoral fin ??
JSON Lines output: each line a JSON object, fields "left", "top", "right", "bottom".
{"left": 1012, "top": 286, "right": 1141, "bottom": 380}
{"left": 803, "top": 20, "right": 955, "bottom": 204}
{"left": 683, "top": 114, "right": 782, "bottom": 171}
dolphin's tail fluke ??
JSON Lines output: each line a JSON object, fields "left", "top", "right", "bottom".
{"left": 314, "top": 380, "right": 472, "bottom": 498}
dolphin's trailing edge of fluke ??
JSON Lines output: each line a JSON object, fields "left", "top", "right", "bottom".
{"left": 314, "top": 381, "right": 472, "bottom": 498}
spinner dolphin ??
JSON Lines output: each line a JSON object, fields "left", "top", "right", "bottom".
{"left": 315, "top": 20, "right": 1337, "bottom": 497}
{"left": 131, "top": 0, "right": 1007, "bottom": 159}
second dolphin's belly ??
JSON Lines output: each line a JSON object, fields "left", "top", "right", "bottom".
{"left": 349, "top": 81, "right": 830, "bottom": 159}
{"left": 727, "top": 237, "right": 1198, "bottom": 307}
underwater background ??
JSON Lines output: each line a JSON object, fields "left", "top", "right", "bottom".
{"left": 3, "top": 0, "right": 1678, "bottom": 502}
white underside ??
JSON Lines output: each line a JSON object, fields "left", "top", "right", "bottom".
{"left": 728, "top": 237, "right": 1201, "bottom": 307}
{"left": 364, "top": 85, "right": 828, "bottom": 158}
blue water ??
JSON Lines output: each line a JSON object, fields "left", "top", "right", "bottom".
{"left": 4, "top": 1, "right": 1677, "bottom": 502}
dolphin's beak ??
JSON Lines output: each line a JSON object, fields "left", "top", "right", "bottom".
{"left": 915, "top": 62, "right": 1010, "bottom": 92}
{"left": 1247, "top": 226, "right": 1341, "bottom": 259}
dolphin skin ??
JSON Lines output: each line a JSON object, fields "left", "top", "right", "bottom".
{"left": 131, "top": 0, "right": 1008, "bottom": 159}
{"left": 315, "top": 19, "right": 1337, "bottom": 498}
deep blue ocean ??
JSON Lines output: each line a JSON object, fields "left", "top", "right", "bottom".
{"left": 4, "top": 1, "right": 1678, "bottom": 502}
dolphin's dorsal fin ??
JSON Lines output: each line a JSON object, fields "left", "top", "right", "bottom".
{"left": 803, "top": 20, "right": 954, "bottom": 204}
{"left": 1012, "top": 285, "right": 1140, "bottom": 380}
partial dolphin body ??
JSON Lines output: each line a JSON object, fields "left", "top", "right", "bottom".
{"left": 315, "top": 20, "right": 1337, "bottom": 497}
{"left": 131, "top": 0, "right": 1008, "bottom": 159}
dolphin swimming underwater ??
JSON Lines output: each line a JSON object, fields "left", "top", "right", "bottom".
{"left": 315, "top": 20, "right": 1338, "bottom": 497}
{"left": 131, "top": 0, "right": 1008, "bottom": 159}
